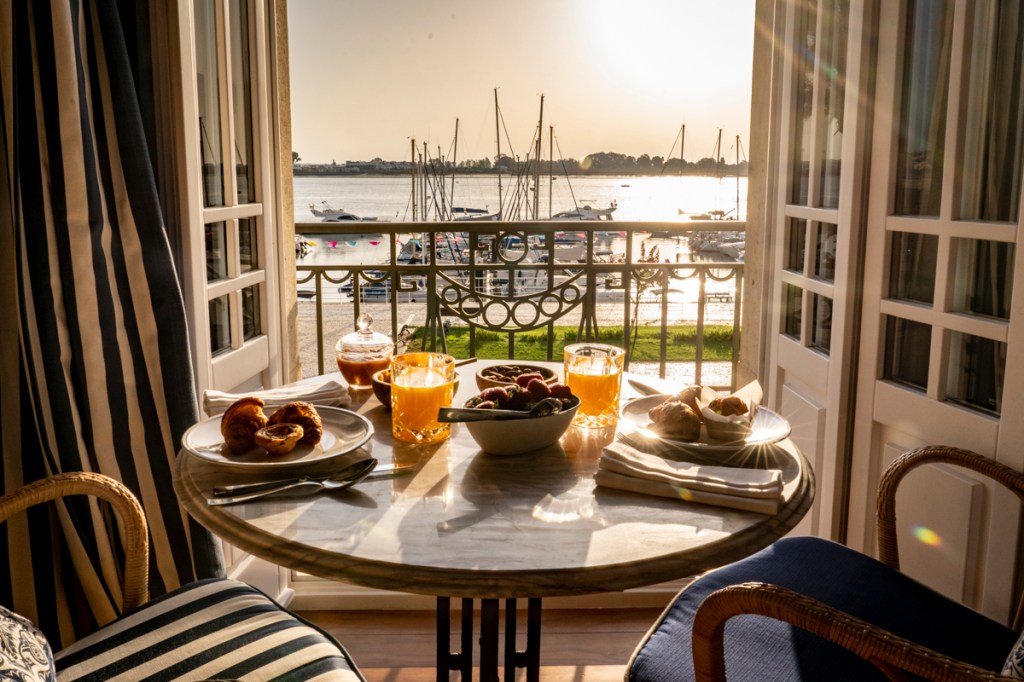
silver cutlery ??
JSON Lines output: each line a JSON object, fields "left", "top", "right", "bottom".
{"left": 437, "top": 397, "right": 563, "bottom": 423}
{"left": 210, "top": 461, "right": 413, "bottom": 497}
{"left": 628, "top": 378, "right": 674, "bottom": 396}
{"left": 208, "top": 458, "right": 383, "bottom": 506}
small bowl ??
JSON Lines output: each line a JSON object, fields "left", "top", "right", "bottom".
{"left": 464, "top": 397, "right": 580, "bottom": 455}
{"left": 371, "top": 369, "right": 460, "bottom": 409}
{"left": 475, "top": 364, "right": 558, "bottom": 391}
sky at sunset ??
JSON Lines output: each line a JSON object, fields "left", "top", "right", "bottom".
{"left": 288, "top": 0, "right": 756, "bottom": 165}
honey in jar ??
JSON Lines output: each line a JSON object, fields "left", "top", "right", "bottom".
{"left": 335, "top": 313, "right": 393, "bottom": 388}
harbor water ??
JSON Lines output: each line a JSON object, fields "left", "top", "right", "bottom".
{"left": 293, "top": 174, "right": 746, "bottom": 384}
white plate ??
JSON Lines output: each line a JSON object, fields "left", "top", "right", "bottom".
{"left": 619, "top": 395, "right": 791, "bottom": 453}
{"left": 181, "top": 405, "right": 374, "bottom": 468}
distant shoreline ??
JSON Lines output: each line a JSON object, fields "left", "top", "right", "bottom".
{"left": 293, "top": 169, "right": 749, "bottom": 178}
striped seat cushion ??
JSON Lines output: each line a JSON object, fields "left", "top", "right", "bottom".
{"left": 54, "top": 578, "right": 363, "bottom": 682}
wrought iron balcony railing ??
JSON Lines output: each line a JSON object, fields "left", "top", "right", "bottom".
{"left": 295, "top": 220, "right": 745, "bottom": 390}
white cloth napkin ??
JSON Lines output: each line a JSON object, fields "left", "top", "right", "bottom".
{"left": 595, "top": 441, "right": 783, "bottom": 514}
{"left": 202, "top": 379, "right": 351, "bottom": 415}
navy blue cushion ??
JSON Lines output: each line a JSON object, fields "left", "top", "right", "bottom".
{"left": 628, "top": 536, "right": 1017, "bottom": 681}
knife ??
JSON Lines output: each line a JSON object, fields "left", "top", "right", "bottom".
{"left": 628, "top": 378, "right": 675, "bottom": 396}
{"left": 211, "top": 463, "right": 415, "bottom": 497}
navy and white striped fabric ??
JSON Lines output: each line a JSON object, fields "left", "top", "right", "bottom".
{"left": 55, "top": 579, "right": 364, "bottom": 682}
{"left": 1, "top": 0, "right": 221, "bottom": 648}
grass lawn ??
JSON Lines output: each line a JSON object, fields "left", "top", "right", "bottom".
{"left": 409, "top": 325, "right": 735, "bottom": 362}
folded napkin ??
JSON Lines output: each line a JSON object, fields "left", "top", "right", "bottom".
{"left": 595, "top": 442, "right": 783, "bottom": 514}
{"left": 202, "top": 379, "right": 351, "bottom": 416}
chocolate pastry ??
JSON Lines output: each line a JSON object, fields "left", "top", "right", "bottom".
{"left": 268, "top": 401, "right": 323, "bottom": 446}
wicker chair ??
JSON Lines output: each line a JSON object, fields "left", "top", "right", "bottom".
{"left": 0, "top": 471, "right": 366, "bottom": 681}
{"left": 627, "top": 446, "right": 1024, "bottom": 681}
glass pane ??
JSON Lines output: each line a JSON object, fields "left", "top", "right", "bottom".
{"left": 195, "top": 0, "right": 224, "bottom": 207}
{"left": 209, "top": 295, "right": 231, "bottom": 355}
{"left": 230, "top": 0, "right": 256, "bottom": 204}
{"left": 790, "top": 0, "right": 817, "bottom": 206}
{"left": 813, "top": 222, "right": 837, "bottom": 281}
{"left": 242, "top": 285, "right": 261, "bottom": 341}
{"left": 952, "top": 239, "right": 1014, "bottom": 319}
{"left": 959, "top": 0, "right": 1024, "bottom": 222}
{"left": 818, "top": 0, "right": 849, "bottom": 209}
{"left": 894, "top": 0, "right": 953, "bottom": 216}
{"left": 888, "top": 231, "right": 937, "bottom": 303}
{"left": 884, "top": 316, "right": 931, "bottom": 391}
{"left": 783, "top": 283, "right": 802, "bottom": 338}
{"left": 786, "top": 218, "right": 807, "bottom": 272}
{"left": 810, "top": 293, "right": 833, "bottom": 353}
{"left": 206, "top": 221, "right": 228, "bottom": 281}
{"left": 946, "top": 332, "right": 1005, "bottom": 415}
{"left": 239, "top": 218, "right": 257, "bottom": 272}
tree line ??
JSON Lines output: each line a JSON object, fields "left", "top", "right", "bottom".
{"left": 294, "top": 150, "right": 749, "bottom": 177}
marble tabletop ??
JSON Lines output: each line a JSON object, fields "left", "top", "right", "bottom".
{"left": 173, "top": 362, "right": 814, "bottom": 599}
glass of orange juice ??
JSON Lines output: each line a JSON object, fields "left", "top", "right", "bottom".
{"left": 564, "top": 343, "right": 625, "bottom": 428}
{"left": 391, "top": 352, "right": 456, "bottom": 444}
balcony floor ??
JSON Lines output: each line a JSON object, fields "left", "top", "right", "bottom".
{"left": 296, "top": 606, "right": 665, "bottom": 681}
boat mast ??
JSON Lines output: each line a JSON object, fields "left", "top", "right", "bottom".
{"left": 411, "top": 138, "right": 417, "bottom": 222}
{"left": 679, "top": 124, "right": 685, "bottom": 176}
{"left": 450, "top": 118, "right": 459, "bottom": 218}
{"left": 549, "top": 125, "right": 554, "bottom": 219}
{"left": 735, "top": 134, "right": 741, "bottom": 219}
{"left": 533, "top": 94, "right": 544, "bottom": 220}
{"left": 715, "top": 128, "right": 723, "bottom": 179}
{"left": 491, "top": 86, "right": 499, "bottom": 216}
{"left": 422, "top": 142, "right": 428, "bottom": 219}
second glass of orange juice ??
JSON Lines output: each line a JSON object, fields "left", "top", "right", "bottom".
{"left": 391, "top": 352, "right": 455, "bottom": 444}
{"left": 564, "top": 343, "right": 625, "bottom": 428}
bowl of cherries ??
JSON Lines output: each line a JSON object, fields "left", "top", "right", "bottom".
{"left": 460, "top": 372, "right": 580, "bottom": 455}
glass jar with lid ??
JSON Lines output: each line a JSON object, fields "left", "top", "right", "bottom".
{"left": 335, "top": 313, "right": 393, "bottom": 388}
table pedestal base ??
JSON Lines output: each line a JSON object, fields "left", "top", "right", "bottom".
{"left": 436, "top": 596, "right": 542, "bottom": 682}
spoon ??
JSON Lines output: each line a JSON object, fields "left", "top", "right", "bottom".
{"left": 437, "top": 398, "right": 563, "bottom": 423}
{"left": 207, "top": 458, "right": 378, "bottom": 506}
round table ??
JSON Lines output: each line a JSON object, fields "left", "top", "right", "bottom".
{"left": 174, "top": 361, "right": 814, "bottom": 681}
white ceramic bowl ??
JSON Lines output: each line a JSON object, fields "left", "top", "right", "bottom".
{"left": 463, "top": 398, "right": 580, "bottom": 455}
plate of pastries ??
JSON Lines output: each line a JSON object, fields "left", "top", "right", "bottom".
{"left": 620, "top": 383, "right": 790, "bottom": 453}
{"left": 181, "top": 399, "right": 374, "bottom": 467}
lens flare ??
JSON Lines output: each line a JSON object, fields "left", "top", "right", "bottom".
{"left": 912, "top": 526, "right": 941, "bottom": 547}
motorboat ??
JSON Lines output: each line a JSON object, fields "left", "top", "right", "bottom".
{"left": 551, "top": 201, "right": 617, "bottom": 221}
{"left": 309, "top": 201, "right": 380, "bottom": 222}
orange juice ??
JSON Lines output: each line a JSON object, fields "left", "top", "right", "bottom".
{"left": 564, "top": 343, "right": 625, "bottom": 428}
{"left": 567, "top": 369, "right": 621, "bottom": 420}
{"left": 391, "top": 353, "right": 455, "bottom": 444}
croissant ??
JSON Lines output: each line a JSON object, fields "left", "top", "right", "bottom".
{"left": 648, "top": 399, "right": 702, "bottom": 442}
{"left": 268, "top": 401, "right": 323, "bottom": 446}
{"left": 221, "top": 397, "right": 269, "bottom": 455}
{"left": 674, "top": 385, "right": 703, "bottom": 420}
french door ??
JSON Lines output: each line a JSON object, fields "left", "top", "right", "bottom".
{"left": 177, "top": 0, "right": 287, "bottom": 398}
{"left": 164, "top": 0, "right": 292, "bottom": 594}
{"left": 766, "top": 0, "right": 872, "bottom": 540}
{"left": 847, "top": 0, "right": 1024, "bottom": 622}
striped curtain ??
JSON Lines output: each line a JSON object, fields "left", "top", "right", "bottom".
{"left": 1, "top": 0, "right": 223, "bottom": 647}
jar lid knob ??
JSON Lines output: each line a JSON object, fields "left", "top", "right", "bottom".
{"left": 357, "top": 312, "right": 373, "bottom": 335}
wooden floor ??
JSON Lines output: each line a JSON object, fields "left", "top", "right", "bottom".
{"left": 297, "top": 606, "right": 665, "bottom": 682}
